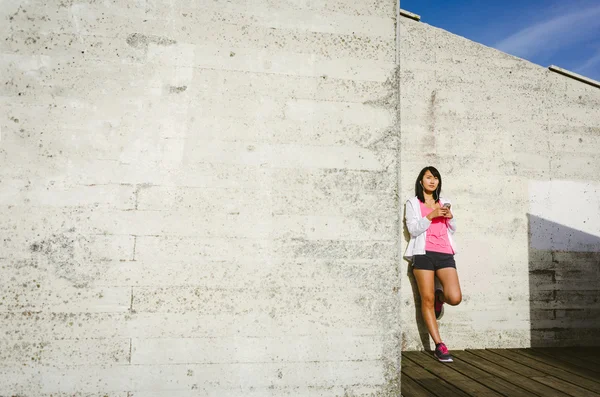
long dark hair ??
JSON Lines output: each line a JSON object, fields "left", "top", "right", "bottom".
{"left": 415, "top": 166, "right": 442, "bottom": 203}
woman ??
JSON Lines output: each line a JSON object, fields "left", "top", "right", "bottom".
{"left": 405, "top": 166, "right": 462, "bottom": 363}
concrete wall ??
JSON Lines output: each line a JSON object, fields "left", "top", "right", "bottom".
{"left": 400, "top": 14, "right": 600, "bottom": 350}
{"left": 0, "top": 1, "right": 401, "bottom": 395}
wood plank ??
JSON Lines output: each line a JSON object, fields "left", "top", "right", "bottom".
{"left": 467, "top": 349, "right": 545, "bottom": 377}
{"left": 536, "top": 348, "right": 600, "bottom": 373}
{"left": 455, "top": 350, "right": 565, "bottom": 397}
{"left": 515, "top": 348, "right": 600, "bottom": 380}
{"left": 567, "top": 347, "right": 600, "bottom": 365}
{"left": 406, "top": 351, "right": 504, "bottom": 396}
{"left": 401, "top": 374, "right": 435, "bottom": 397}
{"left": 569, "top": 347, "right": 600, "bottom": 354}
{"left": 431, "top": 351, "right": 534, "bottom": 397}
{"left": 401, "top": 359, "right": 471, "bottom": 397}
{"left": 532, "top": 375, "right": 600, "bottom": 397}
{"left": 401, "top": 352, "right": 418, "bottom": 368}
{"left": 490, "top": 349, "right": 600, "bottom": 395}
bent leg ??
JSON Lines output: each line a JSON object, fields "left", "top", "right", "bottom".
{"left": 435, "top": 267, "right": 462, "bottom": 306}
{"left": 412, "top": 268, "right": 442, "bottom": 344}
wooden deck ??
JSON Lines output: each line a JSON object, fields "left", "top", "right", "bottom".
{"left": 402, "top": 347, "right": 600, "bottom": 396}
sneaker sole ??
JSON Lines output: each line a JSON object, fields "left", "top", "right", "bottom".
{"left": 434, "top": 289, "right": 444, "bottom": 320}
{"left": 435, "top": 355, "right": 453, "bottom": 363}
{"left": 435, "top": 305, "right": 444, "bottom": 320}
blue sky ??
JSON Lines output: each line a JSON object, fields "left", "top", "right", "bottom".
{"left": 401, "top": 0, "right": 600, "bottom": 81}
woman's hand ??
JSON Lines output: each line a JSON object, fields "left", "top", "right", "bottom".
{"left": 426, "top": 207, "right": 449, "bottom": 220}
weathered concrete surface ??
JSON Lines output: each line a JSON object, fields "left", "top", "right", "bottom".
{"left": 400, "top": 14, "right": 600, "bottom": 350}
{"left": 0, "top": 0, "right": 401, "bottom": 395}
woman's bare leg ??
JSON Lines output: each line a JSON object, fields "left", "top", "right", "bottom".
{"left": 435, "top": 268, "right": 462, "bottom": 306}
{"left": 412, "top": 268, "right": 442, "bottom": 344}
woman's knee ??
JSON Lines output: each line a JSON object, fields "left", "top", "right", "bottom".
{"left": 420, "top": 292, "right": 435, "bottom": 307}
{"left": 445, "top": 291, "right": 462, "bottom": 306}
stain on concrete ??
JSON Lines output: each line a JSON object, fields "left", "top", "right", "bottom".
{"left": 428, "top": 90, "right": 437, "bottom": 125}
{"left": 0, "top": 341, "right": 48, "bottom": 364}
{"left": 134, "top": 183, "right": 153, "bottom": 210}
{"left": 364, "top": 65, "right": 399, "bottom": 110}
{"left": 363, "top": 65, "right": 400, "bottom": 150}
{"left": 126, "top": 33, "right": 176, "bottom": 50}
{"left": 423, "top": 89, "right": 438, "bottom": 150}
{"left": 169, "top": 85, "right": 187, "bottom": 94}
{"left": 29, "top": 231, "right": 102, "bottom": 287}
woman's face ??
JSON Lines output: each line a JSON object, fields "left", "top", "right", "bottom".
{"left": 421, "top": 170, "right": 439, "bottom": 193}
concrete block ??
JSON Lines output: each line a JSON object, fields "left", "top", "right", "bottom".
{"left": 0, "top": 284, "right": 130, "bottom": 313}
{"left": 92, "top": 259, "right": 397, "bottom": 291}
{"left": 550, "top": 153, "right": 600, "bottom": 180}
{"left": 39, "top": 361, "right": 386, "bottom": 393}
{"left": 244, "top": 0, "right": 396, "bottom": 18}
{"left": 181, "top": 23, "right": 395, "bottom": 62}
{"left": 0, "top": 222, "right": 134, "bottom": 263}
{"left": 10, "top": 159, "right": 393, "bottom": 192}
{"left": 179, "top": 6, "right": 396, "bottom": 37}
{"left": 5, "top": 11, "right": 395, "bottom": 61}
{"left": 137, "top": 185, "right": 396, "bottom": 215}
{"left": 284, "top": 99, "right": 393, "bottom": 127}
{"left": 129, "top": 386, "right": 381, "bottom": 397}
{"left": 131, "top": 286, "right": 393, "bottom": 321}
{"left": 0, "top": 179, "right": 135, "bottom": 209}
{"left": 175, "top": 111, "right": 397, "bottom": 152}
{"left": 56, "top": 208, "right": 394, "bottom": 241}
{"left": 0, "top": 338, "right": 130, "bottom": 366}
{"left": 548, "top": 105, "right": 600, "bottom": 128}
{"left": 182, "top": 141, "right": 396, "bottom": 171}
{"left": 1, "top": 30, "right": 148, "bottom": 64}
{"left": 185, "top": 69, "right": 390, "bottom": 104}
{"left": 134, "top": 236, "right": 398, "bottom": 263}
{"left": 192, "top": 44, "right": 395, "bottom": 81}
{"left": 0, "top": 311, "right": 388, "bottom": 341}
{"left": 131, "top": 334, "right": 385, "bottom": 364}
{"left": 548, "top": 128, "right": 600, "bottom": 154}
{"left": 0, "top": 366, "right": 41, "bottom": 396}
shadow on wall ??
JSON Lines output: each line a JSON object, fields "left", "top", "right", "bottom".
{"left": 528, "top": 215, "right": 600, "bottom": 347}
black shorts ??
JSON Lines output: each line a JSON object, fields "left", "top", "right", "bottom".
{"left": 412, "top": 251, "right": 456, "bottom": 271}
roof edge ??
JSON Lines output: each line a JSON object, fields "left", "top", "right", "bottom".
{"left": 548, "top": 65, "right": 600, "bottom": 89}
{"left": 400, "top": 9, "right": 420, "bottom": 21}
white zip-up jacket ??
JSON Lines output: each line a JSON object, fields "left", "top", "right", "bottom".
{"left": 404, "top": 196, "right": 457, "bottom": 261}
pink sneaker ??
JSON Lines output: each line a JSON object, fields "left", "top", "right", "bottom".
{"left": 434, "top": 289, "right": 444, "bottom": 320}
{"left": 434, "top": 342, "right": 453, "bottom": 363}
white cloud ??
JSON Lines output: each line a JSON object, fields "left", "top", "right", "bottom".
{"left": 576, "top": 49, "right": 600, "bottom": 74}
{"left": 494, "top": 4, "right": 600, "bottom": 59}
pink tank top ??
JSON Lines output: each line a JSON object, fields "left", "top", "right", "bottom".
{"left": 419, "top": 200, "right": 454, "bottom": 255}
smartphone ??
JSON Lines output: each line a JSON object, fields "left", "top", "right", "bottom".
{"left": 443, "top": 203, "right": 451, "bottom": 209}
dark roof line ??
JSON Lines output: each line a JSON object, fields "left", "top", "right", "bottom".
{"left": 400, "top": 9, "right": 420, "bottom": 21}
{"left": 548, "top": 65, "right": 600, "bottom": 89}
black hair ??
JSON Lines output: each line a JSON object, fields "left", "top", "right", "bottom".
{"left": 415, "top": 166, "right": 442, "bottom": 203}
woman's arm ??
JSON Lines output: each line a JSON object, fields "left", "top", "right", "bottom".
{"left": 444, "top": 200, "right": 457, "bottom": 234}
{"left": 447, "top": 217, "right": 457, "bottom": 234}
{"left": 405, "top": 199, "right": 432, "bottom": 237}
